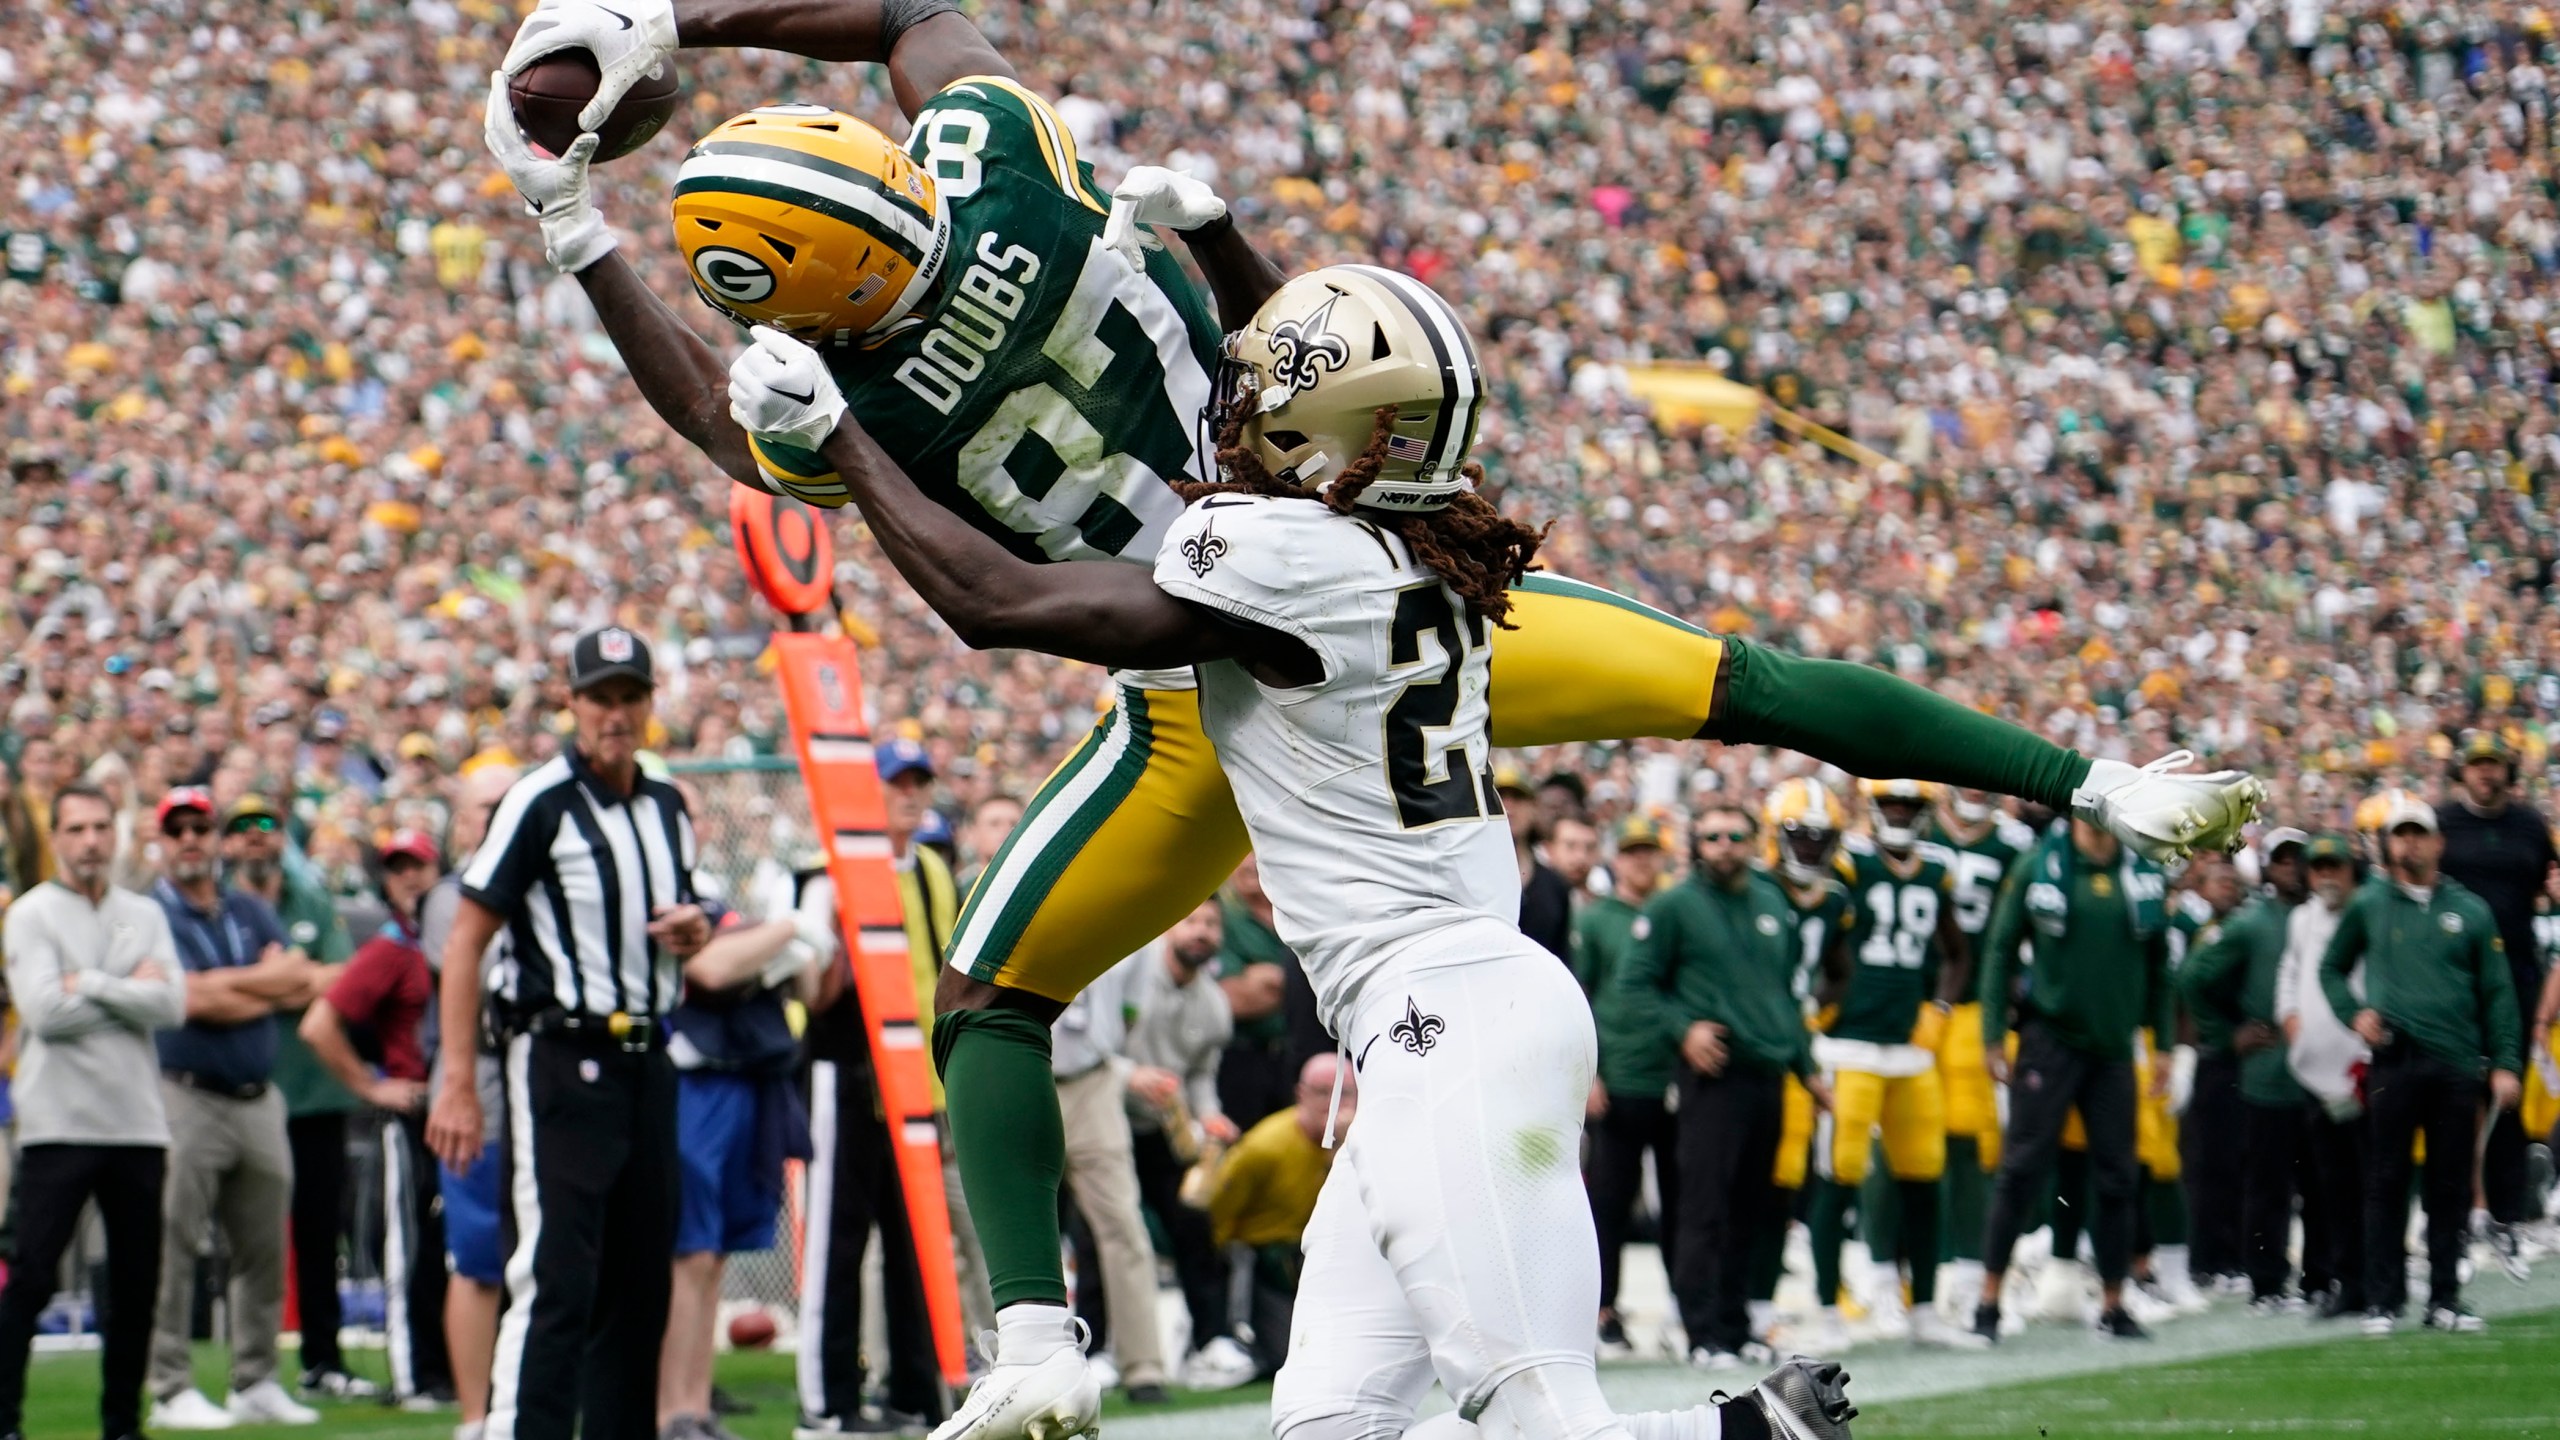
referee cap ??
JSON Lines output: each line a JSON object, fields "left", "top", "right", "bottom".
{"left": 570, "top": 626, "right": 655, "bottom": 693}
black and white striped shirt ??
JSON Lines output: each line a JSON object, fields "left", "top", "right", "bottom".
{"left": 460, "top": 748, "right": 699, "bottom": 1021}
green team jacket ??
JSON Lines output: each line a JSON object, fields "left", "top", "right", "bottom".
{"left": 2320, "top": 876, "right": 2523, "bottom": 1078}
{"left": 1980, "top": 831, "right": 2173, "bottom": 1061}
{"left": 269, "top": 872, "right": 358, "bottom": 1117}
{"left": 2178, "top": 895, "right": 2304, "bottom": 1105}
{"left": 1616, "top": 869, "right": 1811, "bottom": 1079}
{"left": 1575, "top": 892, "right": 1678, "bottom": 1097}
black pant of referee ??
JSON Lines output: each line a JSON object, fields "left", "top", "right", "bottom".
{"left": 498, "top": 1025, "right": 679, "bottom": 1440}
{"left": 800, "top": 1056, "right": 942, "bottom": 1425}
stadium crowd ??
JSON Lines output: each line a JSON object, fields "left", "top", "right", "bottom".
{"left": 5, "top": 0, "right": 2560, "bottom": 1433}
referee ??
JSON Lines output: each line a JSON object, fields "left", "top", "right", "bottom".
{"left": 424, "top": 626, "right": 710, "bottom": 1440}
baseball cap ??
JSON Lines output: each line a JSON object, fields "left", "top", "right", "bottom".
{"left": 917, "top": 809, "right": 954, "bottom": 847}
{"left": 569, "top": 626, "right": 655, "bottom": 693}
{"left": 223, "top": 794, "right": 284, "bottom": 832}
{"left": 379, "top": 828, "right": 440, "bottom": 868}
{"left": 1491, "top": 763, "right": 1533, "bottom": 797}
{"left": 877, "top": 737, "right": 934, "bottom": 784}
{"left": 2456, "top": 729, "right": 2514, "bottom": 769}
{"left": 1614, "top": 816, "right": 1670, "bottom": 851}
{"left": 308, "top": 707, "right": 348, "bottom": 742}
{"left": 2261, "top": 827, "right": 2310, "bottom": 858}
{"left": 2380, "top": 794, "right": 2439, "bottom": 834}
{"left": 2305, "top": 834, "right": 2354, "bottom": 863}
{"left": 155, "top": 786, "right": 215, "bottom": 830}
{"left": 398, "top": 731, "right": 439, "bottom": 761}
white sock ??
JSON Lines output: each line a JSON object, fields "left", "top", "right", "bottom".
{"left": 994, "top": 1302, "right": 1078, "bottom": 1367}
{"left": 1619, "top": 1405, "right": 1725, "bottom": 1440}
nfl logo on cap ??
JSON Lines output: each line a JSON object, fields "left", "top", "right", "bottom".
{"left": 600, "top": 629, "right": 635, "bottom": 662}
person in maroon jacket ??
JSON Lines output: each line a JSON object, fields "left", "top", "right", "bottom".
{"left": 300, "top": 830, "right": 451, "bottom": 1405}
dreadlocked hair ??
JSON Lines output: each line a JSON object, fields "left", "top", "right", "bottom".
{"left": 1177, "top": 401, "right": 1550, "bottom": 628}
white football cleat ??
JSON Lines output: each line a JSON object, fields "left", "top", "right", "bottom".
{"left": 2071, "top": 751, "right": 2268, "bottom": 862}
{"left": 929, "top": 1326, "right": 1102, "bottom": 1440}
{"left": 1910, "top": 1304, "right": 1992, "bottom": 1350}
{"left": 1793, "top": 1306, "right": 1855, "bottom": 1357}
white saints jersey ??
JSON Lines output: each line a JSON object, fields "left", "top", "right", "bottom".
{"left": 1152, "top": 494, "right": 1518, "bottom": 1029}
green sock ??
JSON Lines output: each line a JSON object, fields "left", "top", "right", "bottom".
{"left": 1942, "top": 1138, "right": 1986, "bottom": 1263}
{"left": 934, "top": 1007, "right": 1070, "bottom": 1309}
{"left": 1898, "top": 1180, "right": 1942, "bottom": 1304}
{"left": 1713, "top": 639, "right": 2093, "bottom": 810}
{"left": 2148, "top": 1177, "right": 2189, "bottom": 1247}
{"left": 1811, "top": 1180, "right": 1857, "bottom": 1307}
{"left": 1859, "top": 1156, "right": 1899, "bottom": 1256}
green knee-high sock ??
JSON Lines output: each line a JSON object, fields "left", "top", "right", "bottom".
{"left": 1811, "top": 1180, "right": 1858, "bottom": 1307}
{"left": 1748, "top": 1187, "right": 1797, "bottom": 1303}
{"left": 1898, "top": 1180, "right": 1943, "bottom": 1304}
{"left": 1860, "top": 1157, "right": 1899, "bottom": 1257}
{"left": 935, "top": 1007, "right": 1070, "bottom": 1309}
{"left": 2148, "top": 1175, "right": 2188, "bottom": 1248}
{"left": 1942, "top": 1138, "right": 1987, "bottom": 1263}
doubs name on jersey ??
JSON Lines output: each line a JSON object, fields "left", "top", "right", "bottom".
{"left": 896, "top": 233, "right": 1044, "bottom": 416}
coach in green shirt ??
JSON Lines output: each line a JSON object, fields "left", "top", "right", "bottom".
{"left": 1573, "top": 817, "right": 1677, "bottom": 1353}
{"left": 2319, "top": 795, "right": 2522, "bottom": 1332}
{"left": 1615, "top": 801, "right": 1823, "bottom": 1364}
{"left": 1974, "top": 813, "right": 2173, "bottom": 1342}
{"left": 2181, "top": 829, "right": 2313, "bottom": 1305}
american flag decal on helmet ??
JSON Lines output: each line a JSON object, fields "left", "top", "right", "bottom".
{"left": 1385, "top": 434, "right": 1431, "bottom": 462}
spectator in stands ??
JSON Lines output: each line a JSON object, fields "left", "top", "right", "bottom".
{"left": 415, "top": 765, "right": 522, "bottom": 1440}
{"left": 1214, "top": 855, "right": 1296, "bottom": 1129}
{"left": 2181, "top": 829, "right": 2316, "bottom": 1309}
{"left": 2324, "top": 796, "right": 2523, "bottom": 1335}
{"left": 2278, "top": 833, "right": 2370, "bottom": 1320}
{"left": 1548, "top": 814, "right": 1602, "bottom": 904}
{"left": 1976, "top": 814, "right": 2174, "bottom": 1344}
{"left": 146, "top": 786, "right": 323, "bottom": 1429}
{"left": 298, "top": 830, "right": 450, "bottom": 1406}
{"left": 2434, "top": 731, "right": 2556, "bottom": 1264}
{"left": 954, "top": 794, "right": 1023, "bottom": 894}
{"left": 1207, "top": 1052, "right": 1354, "bottom": 1380}
{"left": 1621, "top": 800, "right": 1819, "bottom": 1368}
{"left": 1111, "top": 900, "right": 1250, "bottom": 1392}
{"left": 1503, "top": 767, "right": 1573, "bottom": 961}
{"left": 1574, "top": 815, "right": 1676, "bottom": 1357}
{"left": 0, "top": 782, "right": 186, "bottom": 1440}
{"left": 223, "top": 793, "right": 370, "bottom": 1401}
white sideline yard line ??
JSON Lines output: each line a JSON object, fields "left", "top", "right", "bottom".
{"left": 1099, "top": 1268, "right": 2560, "bottom": 1439}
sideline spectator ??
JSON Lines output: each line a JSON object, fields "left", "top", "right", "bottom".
{"left": 1112, "top": 901, "right": 1248, "bottom": 1392}
{"left": 147, "top": 786, "right": 323, "bottom": 1430}
{"left": 1207, "top": 1053, "right": 1354, "bottom": 1380}
{"left": 2323, "top": 796, "right": 2524, "bottom": 1335}
{"left": 2277, "top": 834, "right": 2370, "bottom": 1319}
{"left": 0, "top": 782, "right": 186, "bottom": 1440}
{"left": 298, "top": 830, "right": 450, "bottom": 1406}
{"left": 224, "top": 792, "right": 370, "bottom": 1401}
{"left": 1213, "top": 856, "right": 1296, "bottom": 1129}
{"left": 1050, "top": 909, "right": 1171, "bottom": 1404}
{"left": 1575, "top": 815, "right": 1677, "bottom": 1357}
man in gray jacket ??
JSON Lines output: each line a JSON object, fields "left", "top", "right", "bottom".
{"left": 0, "top": 781, "right": 189, "bottom": 1440}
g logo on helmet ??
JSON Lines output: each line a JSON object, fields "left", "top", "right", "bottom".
{"left": 693, "top": 246, "right": 777, "bottom": 305}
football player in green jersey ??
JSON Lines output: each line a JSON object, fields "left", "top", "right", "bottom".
{"left": 1804, "top": 781, "right": 1984, "bottom": 1352}
{"left": 1928, "top": 787, "right": 2038, "bottom": 1301}
{"left": 1758, "top": 779, "right": 1857, "bottom": 1330}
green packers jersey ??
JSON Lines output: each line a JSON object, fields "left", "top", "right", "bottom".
{"left": 749, "top": 77, "right": 1225, "bottom": 567}
{"left": 1931, "top": 815, "right": 2031, "bottom": 1002}
{"left": 1832, "top": 836, "right": 1955, "bottom": 1044}
{"left": 1782, "top": 875, "right": 1857, "bottom": 1011}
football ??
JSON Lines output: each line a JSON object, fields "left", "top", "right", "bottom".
{"left": 725, "top": 1306, "right": 777, "bottom": 1350}
{"left": 507, "top": 49, "right": 681, "bottom": 163}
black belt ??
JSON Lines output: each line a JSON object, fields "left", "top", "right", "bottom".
{"left": 165, "top": 1071, "right": 268, "bottom": 1101}
{"left": 516, "top": 1007, "right": 665, "bottom": 1054}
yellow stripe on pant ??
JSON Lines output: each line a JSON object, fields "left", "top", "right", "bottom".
{"left": 948, "top": 578, "right": 1733, "bottom": 1001}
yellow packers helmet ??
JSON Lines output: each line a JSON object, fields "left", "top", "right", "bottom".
{"left": 1765, "top": 777, "right": 1847, "bottom": 885}
{"left": 671, "top": 105, "right": 952, "bottom": 343}
{"left": 1215, "top": 265, "right": 1484, "bottom": 510}
{"left": 1860, "top": 778, "right": 1941, "bottom": 851}
{"left": 2354, "top": 785, "right": 2420, "bottom": 865}
{"left": 1944, "top": 786, "right": 1999, "bottom": 826}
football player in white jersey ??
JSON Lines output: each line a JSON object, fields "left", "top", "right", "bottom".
{"left": 732, "top": 264, "right": 1863, "bottom": 1439}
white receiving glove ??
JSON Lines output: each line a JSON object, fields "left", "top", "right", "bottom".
{"left": 760, "top": 874, "right": 839, "bottom": 990}
{"left": 502, "top": 0, "right": 680, "bottom": 133}
{"left": 2070, "top": 749, "right": 2270, "bottom": 864}
{"left": 729, "top": 325, "right": 849, "bottom": 452}
{"left": 483, "top": 71, "right": 617, "bottom": 273}
{"left": 1102, "top": 164, "right": 1228, "bottom": 272}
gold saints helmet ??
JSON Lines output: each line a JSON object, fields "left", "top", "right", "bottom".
{"left": 1215, "top": 264, "right": 1485, "bottom": 510}
{"left": 1859, "top": 778, "right": 1941, "bottom": 852}
{"left": 671, "top": 105, "right": 951, "bottom": 343}
{"left": 1764, "top": 777, "right": 1847, "bottom": 885}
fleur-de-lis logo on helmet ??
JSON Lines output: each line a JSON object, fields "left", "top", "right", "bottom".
{"left": 1266, "top": 290, "right": 1351, "bottom": 396}
{"left": 1389, "top": 997, "right": 1446, "bottom": 1057}
{"left": 1181, "top": 516, "right": 1227, "bottom": 577}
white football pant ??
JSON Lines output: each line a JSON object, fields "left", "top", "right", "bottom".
{"left": 1272, "top": 927, "right": 1726, "bottom": 1440}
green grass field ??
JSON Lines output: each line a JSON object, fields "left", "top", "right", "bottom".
{"left": 24, "top": 1308, "right": 2558, "bottom": 1438}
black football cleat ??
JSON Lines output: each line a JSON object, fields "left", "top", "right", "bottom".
{"left": 1722, "top": 1356, "right": 1857, "bottom": 1439}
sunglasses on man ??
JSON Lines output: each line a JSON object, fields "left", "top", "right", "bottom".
{"left": 163, "top": 819, "right": 215, "bottom": 838}
{"left": 227, "top": 815, "right": 281, "bottom": 835}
